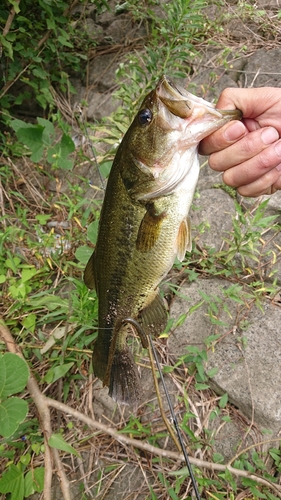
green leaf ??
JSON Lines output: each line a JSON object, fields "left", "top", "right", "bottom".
{"left": 57, "top": 35, "right": 73, "bottom": 48}
{"left": 21, "top": 267, "right": 37, "bottom": 283}
{"left": 22, "top": 313, "right": 37, "bottom": 333}
{"left": 0, "top": 464, "right": 24, "bottom": 500}
{"left": 37, "top": 117, "right": 55, "bottom": 141}
{"left": 219, "top": 393, "right": 228, "bottom": 409}
{"left": 48, "top": 433, "right": 80, "bottom": 457}
{"left": 99, "top": 161, "right": 112, "bottom": 178}
{"left": 0, "top": 35, "right": 13, "bottom": 59}
{"left": 206, "top": 366, "right": 219, "bottom": 378}
{"left": 0, "top": 353, "right": 29, "bottom": 398}
{"left": 16, "top": 126, "right": 45, "bottom": 162}
{"left": 87, "top": 220, "right": 99, "bottom": 245}
{"left": 9, "top": 0, "right": 21, "bottom": 13}
{"left": 24, "top": 467, "right": 45, "bottom": 496}
{"left": 10, "top": 119, "right": 31, "bottom": 133}
{"left": 60, "top": 133, "right": 75, "bottom": 156}
{"left": 44, "top": 362, "right": 74, "bottom": 384}
{"left": 58, "top": 157, "right": 74, "bottom": 170}
{"left": 0, "top": 397, "right": 28, "bottom": 438}
{"left": 75, "top": 245, "right": 93, "bottom": 264}
{"left": 195, "top": 383, "right": 209, "bottom": 390}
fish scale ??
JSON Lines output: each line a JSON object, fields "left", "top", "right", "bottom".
{"left": 84, "top": 75, "right": 241, "bottom": 404}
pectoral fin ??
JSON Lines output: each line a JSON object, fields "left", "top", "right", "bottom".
{"left": 176, "top": 216, "right": 192, "bottom": 261}
{"left": 84, "top": 251, "right": 96, "bottom": 289}
{"left": 136, "top": 204, "right": 166, "bottom": 252}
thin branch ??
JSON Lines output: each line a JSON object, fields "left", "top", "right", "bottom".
{"left": 45, "top": 398, "right": 281, "bottom": 498}
{"left": 2, "top": 0, "right": 21, "bottom": 37}
{"left": 0, "top": 318, "right": 72, "bottom": 500}
{"left": 1, "top": 318, "right": 281, "bottom": 498}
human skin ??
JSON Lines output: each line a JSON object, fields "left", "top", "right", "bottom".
{"left": 199, "top": 87, "right": 281, "bottom": 197}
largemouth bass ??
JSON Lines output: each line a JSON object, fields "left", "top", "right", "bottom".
{"left": 84, "top": 75, "right": 241, "bottom": 404}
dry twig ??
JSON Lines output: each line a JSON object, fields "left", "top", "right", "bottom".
{"left": 1, "top": 319, "right": 281, "bottom": 497}
{"left": 0, "top": 317, "right": 71, "bottom": 500}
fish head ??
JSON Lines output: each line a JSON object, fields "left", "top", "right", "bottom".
{"left": 121, "top": 75, "right": 241, "bottom": 200}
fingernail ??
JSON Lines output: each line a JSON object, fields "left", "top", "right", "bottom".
{"left": 261, "top": 127, "right": 279, "bottom": 145}
{"left": 224, "top": 121, "right": 246, "bottom": 141}
{"left": 276, "top": 163, "right": 281, "bottom": 171}
{"left": 274, "top": 140, "right": 281, "bottom": 157}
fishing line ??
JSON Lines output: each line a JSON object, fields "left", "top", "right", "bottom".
{"left": 148, "top": 333, "right": 202, "bottom": 500}
{"left": 121, "top": 318, "right": 201, "bottom": 499}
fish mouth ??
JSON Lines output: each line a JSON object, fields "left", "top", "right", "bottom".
{"left": 157, "top": 75, "right": 242, "bottom": 128}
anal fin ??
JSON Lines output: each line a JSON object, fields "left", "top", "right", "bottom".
{"left": 137, "top": 291, "right": 167, "bottom": 338}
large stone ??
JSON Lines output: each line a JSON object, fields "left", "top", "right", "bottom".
{"left": 240, "top": 48, "right": 281, "bottom": 88}
{"left": 168, "top": 278, "right": 281, "bottom": 436}
{"left": 191, "top": 188, "right": 236, "bottom": 251}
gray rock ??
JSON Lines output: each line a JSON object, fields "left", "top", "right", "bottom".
{"left": 191, "top": 188, "right": 236, "bottom": 251}
{"left": 240, "top": 48, "right": 281, "bottom": 88}
{"left": 87, "top": 53, "right": 120, "bottom": 91}
{"left": 168, "top": 278, "right": 281, "bottom": 436}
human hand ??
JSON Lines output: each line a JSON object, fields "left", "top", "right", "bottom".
{"left": 199, "top": 87, "right": 281, "bottom": 197}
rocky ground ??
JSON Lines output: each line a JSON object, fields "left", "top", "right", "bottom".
{"left": 29, "top": 0, "right": 281, "bottom": 498}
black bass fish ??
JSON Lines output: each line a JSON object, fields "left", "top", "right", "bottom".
{"left": 84, "top": 75, "right": 241, "bottom": 404}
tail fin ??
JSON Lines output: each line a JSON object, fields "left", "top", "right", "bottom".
{"left": 109, "top": 347, "right": 141, "bottom": 405}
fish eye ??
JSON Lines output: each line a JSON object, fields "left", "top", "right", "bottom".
{"left": 138, "top": 108, "right": 152, "bottom": 125}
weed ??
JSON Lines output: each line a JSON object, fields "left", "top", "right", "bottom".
{"left": 1, "top": 0, "right": 281, "bottom": 499}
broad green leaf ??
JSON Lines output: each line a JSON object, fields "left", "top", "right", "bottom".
{"left": 44, "top": 362, "right": 74, "bottom": 384}
{"left": 0, "top": 464, "right": 24, "bottom": 500}
{"left": 22, "top": 313, "right": 37, "bottom": 333}
{"left": 0, "top": 353, "right": 29, "bottom": 398}
{"left": 219, "top": 393, "right": 228, "bottom": 409}
{"left": 60, "top": 133, "right": 75, "bottom": 156}
{"left": 57, "top": 35, "right": 73, "bottom": 48}
{"left": 21, "top": 267, "right": 37, "bottom": 283}
{"left": 0, "top": 36, "right": 13, "bottom": 59}
{"left": 30, "top": 295, "right": 68, "bottom": 311}
{"left": 58, "top": 157, "right": 74, "bottom": 170}
{"left": 16, "top": 126, "right": 44, "bottom": 162}
{"left": 206, "top": 366, "right": 219, "bottom": 378}
{"left": 0, "top": 397, "right": 28, "bottom": 438}
{"left": 169, "top": 466, "right": 189, "bottom": 476}
{"left": 75, "top": 245, "right": 93, "bottom": 264}
{"left": 24, "top": 467, "right": 45, "bottom": 496}
{"left": 37, "top": 117, "right": 55, "bottom": 143}
{"left": 32, "top": 67, "right": 48, "bottom": 79}
{"left": 48, "top": 433, "right": 80, "bottom": 457}
{"left": 87, "top": 220, "right": 99, "bottom": 245}
{"left": 99, "top": 161, "right": 112, "bottom": 178}
{"left": 9, "top": 0, "right": 21, "bottom": 13}
{"left": 10, "top": 119, "right": 31, "bottom": 132}
{"left": 195, "top": 383, "right": 209, "bottom": 390}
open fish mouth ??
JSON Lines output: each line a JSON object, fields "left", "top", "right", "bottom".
{"left": 157, "top": 75, "right": 242, "bottom": 124}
